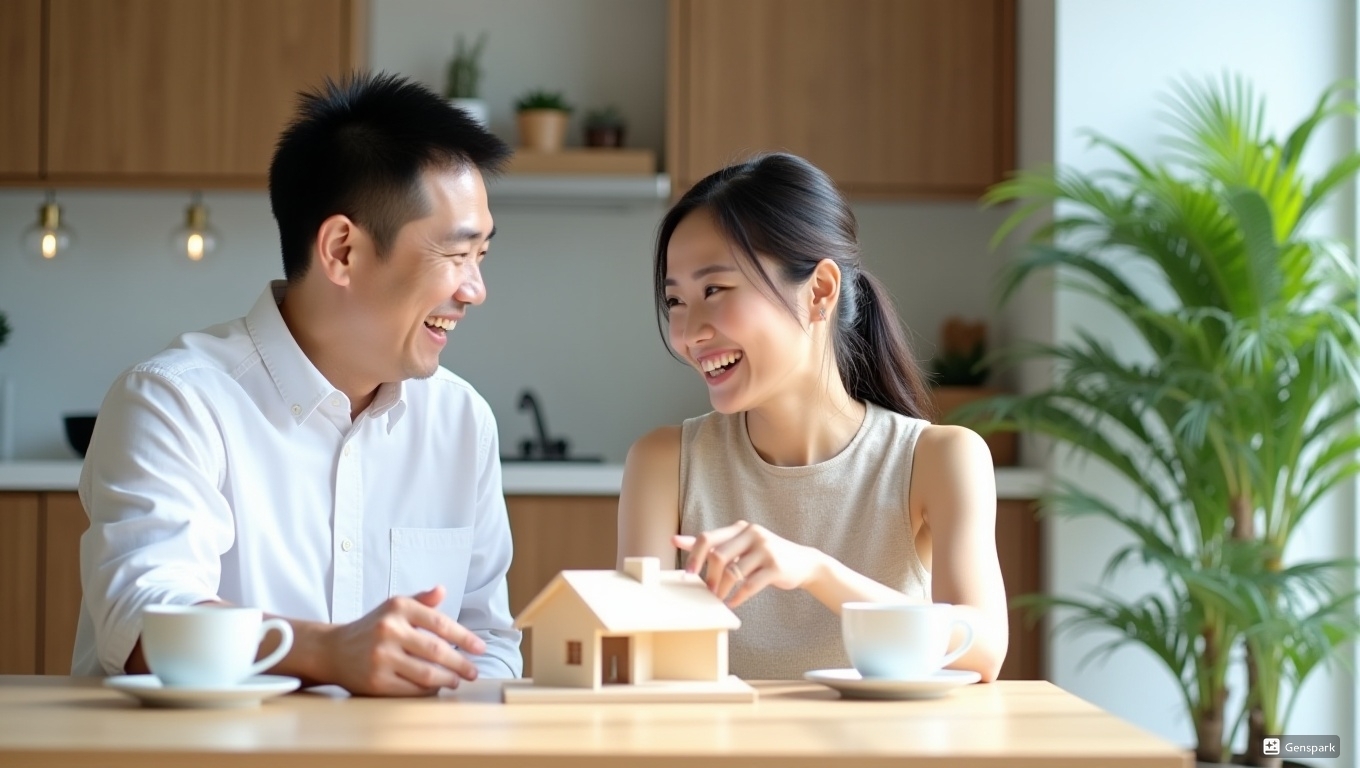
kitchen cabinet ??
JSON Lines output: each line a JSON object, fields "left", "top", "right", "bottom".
{"left": 2, "top": 491, "right": 1042, "bottom": 680}
{"left": 505, "top": 495, "right": 1044, "bottom": 680}
{"left": 505, "top": 495, "right": 619, "bottom": 677}
{"left": 43, "top": 493, "right": 87, "bottom": 674}
{"left": 0, "top": 0, "right": 42, "bottom": 180}
{"left": 0, "top": 0, "right": 366, "bottom": 188}
{"left": 667, "top": 0, "right": 1015, "bottom": 199}
{"left": 0, "top": 492, "right": 85, "bottom": 675}
{"left": 0, "top": 494, "right": 40, "bottom": 674}
{"left": 996, "top": 499, "right": 1042, "bottom": 680}
{"left": 0, "top": 491, "right": 621, "bottom": 677}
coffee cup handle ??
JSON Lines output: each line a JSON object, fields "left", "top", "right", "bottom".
{"left": 939, "top": 618, "right": 975, "bottom": 669}
{"left": 247, "top": 618, "right": 294, "bottom": 678}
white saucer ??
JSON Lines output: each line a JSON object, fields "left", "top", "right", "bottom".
{"left": 104, "top": 674, "right": 301, "bottom": 709}
{"left": 804, "top": 668, "right": 981, "bottom": 700}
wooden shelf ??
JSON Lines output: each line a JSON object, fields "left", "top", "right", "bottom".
{"left": 506, "top": 148, "right": 657, "bottom": 176}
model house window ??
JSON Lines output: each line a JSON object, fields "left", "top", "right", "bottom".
{"left": 566, "top": 640, "right": 582, "bottom": 665}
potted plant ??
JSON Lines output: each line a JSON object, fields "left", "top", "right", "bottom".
{"left": 967, "top": 75, "right": 1360, "bottom": 767}
{"left": 515, "top": 89, "right": 573, "bottom": 153}
{"left": 929, "top": 317, "right": 1016, "bottom": 465}
{"left": 583, "top": 105, "right": 626, "bottom": 148}
{"left": 443, "top": 32, "right": 489, "bottom": 128}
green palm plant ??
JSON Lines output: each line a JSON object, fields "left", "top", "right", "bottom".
{"left": 969, "top": 75, "right": 1360, "bottom": 766}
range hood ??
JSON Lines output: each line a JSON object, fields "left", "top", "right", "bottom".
{"left": 486, "top": 173, "right": 671, "bottom": 208}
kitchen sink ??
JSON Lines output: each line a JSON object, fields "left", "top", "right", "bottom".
{"left": 505, "top": 389, "right": 603, "bottom": 463}
{"left": 500, "top": 455, "right": 604, "bottom": 463}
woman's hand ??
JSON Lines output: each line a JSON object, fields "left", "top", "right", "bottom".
{"left": 673, "top": 521, "right": 828, "bottom": 608}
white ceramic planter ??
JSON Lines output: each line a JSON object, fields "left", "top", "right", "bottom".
{"left": 449, "top": 98, "right": 489, "bottom": 129}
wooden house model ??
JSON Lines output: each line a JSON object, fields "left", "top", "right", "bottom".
{"left": 503, "top": 557, "right": 757, "bottom": 703}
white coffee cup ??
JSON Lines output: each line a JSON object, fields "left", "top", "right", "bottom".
{"left": 841, "top": 602, "right": 974, "bottom": 680}
{"left": 141, "top": 605, "right": 293, "bottom": 688}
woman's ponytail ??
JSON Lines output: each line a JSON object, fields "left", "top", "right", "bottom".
{"left": 835, "top": 269, "right": 932, "bottom": 420}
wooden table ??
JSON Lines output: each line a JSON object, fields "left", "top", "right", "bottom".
{"left": 0, "top": 676, "right": 1190, "bottom": 767}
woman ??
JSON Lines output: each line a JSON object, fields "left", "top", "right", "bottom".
{"left": 617, "top": 153, "right": 1008, "bottom": 681}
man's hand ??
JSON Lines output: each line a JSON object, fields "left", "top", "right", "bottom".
{"left": 317, "top": 585, "right": 486, "bottom": 696}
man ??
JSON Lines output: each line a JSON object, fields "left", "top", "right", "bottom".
{"left": 73, "top": 72, "right": 520, "bottom": 695}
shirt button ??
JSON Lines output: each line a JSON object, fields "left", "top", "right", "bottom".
{"left": 290, "top": 404, "right": 301, "bottom": 416}
{"left": 343, "top": 444, "right": 352, "bottom": 457}
{"left": 330, "top": 397, "right": 341, "bottom": 407}
{"left": 341, "top": 538, "right": 354, "bottom": 552}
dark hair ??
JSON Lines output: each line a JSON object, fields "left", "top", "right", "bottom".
{"left": 653, "top": 153, "right": 931, "bottom": 420}
{"left": 269, "top": 72, "right": 512, "bottom": 281}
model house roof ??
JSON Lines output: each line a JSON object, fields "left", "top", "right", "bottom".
{"left": 514, "top": 566, "right": 742, "bottom": 634}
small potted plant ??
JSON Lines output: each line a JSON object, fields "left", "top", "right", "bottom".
{"left": 515, "top": 89, "right": 573, "bottom": 153}
{"left": 444, "top": 32, "right": 489, "bottom": 128}
{"left": 929, "top": 317, "right": 1017, "bottom": 465}
{"left": 583, "top": 105, "right": 626, "bottom": 148}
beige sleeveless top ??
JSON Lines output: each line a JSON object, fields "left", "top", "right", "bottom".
{"left": 679, "top": 401, "right": 932, "bottom": 680}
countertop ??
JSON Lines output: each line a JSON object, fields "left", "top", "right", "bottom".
{"left": 0, "top": 460, "right": 1046, "bottom": 498}
{"left": 0, "top": 676, "right": 1192, "bottom": 768}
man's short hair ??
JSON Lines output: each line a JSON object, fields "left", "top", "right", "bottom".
{"left": 269, "top": 72, "right": 512, "bottom": 281}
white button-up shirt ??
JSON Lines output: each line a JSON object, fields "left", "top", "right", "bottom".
{"left": 72, "top": 282, "right": 521, "bottom": 678}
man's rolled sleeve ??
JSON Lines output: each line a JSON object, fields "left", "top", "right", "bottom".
{"left": 78, "top": 368, "right": 234, "bottom": 674}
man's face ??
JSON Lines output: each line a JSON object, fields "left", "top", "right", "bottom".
{"left": 351, "top": 165, "right": 494, "bottom": 383}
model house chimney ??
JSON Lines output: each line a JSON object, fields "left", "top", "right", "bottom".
{"left": 622, "top": 556, "right": 659, "bottom": 586}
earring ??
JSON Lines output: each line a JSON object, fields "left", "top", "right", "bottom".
{"left": 819, "top": 307, "right": 827, "bottom": 320}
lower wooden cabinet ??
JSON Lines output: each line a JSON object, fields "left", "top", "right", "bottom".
{"left": 0, "top": 493, "right": 40, "bottom": 673}
{"left": 0, "top": 492, "right": 1043, "bottom": 680}
{"left": 505, "top": 496, "right": 1045, "bottom": 680}
{"left": 996, "top": 499, "right": 1043, "bottom": 680}
{"left": 505, "top": 495, "right": 619, "bottom": 677}
{"left": 0, "top": 492, "right": 87, "bottom": 675}
{"left": 43, "top": 494, "right": 88, "bottom": 674}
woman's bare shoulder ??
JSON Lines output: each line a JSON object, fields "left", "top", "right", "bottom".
{"left": 915, "top": 423, "right": 990, "bottom": 462}
{"left": 627, "top": 425, "right": 683, "bottom": 466}
{"left": 911, "top": 424, "right": 995, "bottom": 511}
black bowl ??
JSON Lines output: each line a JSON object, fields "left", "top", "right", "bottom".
{"left": 64, "top": 414, "right": 97, "bottom": 457}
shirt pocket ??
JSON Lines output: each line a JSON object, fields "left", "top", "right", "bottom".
{"left": 388, "top": 526, "right": 474, "bottom": 602}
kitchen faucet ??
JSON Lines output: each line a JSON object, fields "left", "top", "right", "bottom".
{"left": 517, "top": 390, "right": 566, "bottom": 459}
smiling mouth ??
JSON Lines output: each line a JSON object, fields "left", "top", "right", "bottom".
{"left": 424, "top": 317, "right": 458, "bottom": 334}
{"left": 700, "top": 351, "right": 743, "bottom": 378}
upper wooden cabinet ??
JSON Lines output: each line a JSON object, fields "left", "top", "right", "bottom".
{"left": 0, "top": 0, "right": 43, "bottom": 179}
{"left": 667, "top": 0, "right": 1015, "bottom": 199}
{"left": 1, "top": 0, "right": 366, "bottom": 188}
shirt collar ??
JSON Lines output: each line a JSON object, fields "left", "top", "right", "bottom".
{"left": 245, "top": 281, "right": 409, "bottom": 429}
{"left": 370, "top": 381, "right": 409, "bottom": 432}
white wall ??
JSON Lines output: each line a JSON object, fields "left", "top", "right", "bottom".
{"left": 1046, "top": 0, "right": 1356, "bottom": 758}
{"left": 0, "top": 0, "right": 1011, "bottom": 462}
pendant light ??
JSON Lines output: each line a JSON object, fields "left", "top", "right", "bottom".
{"left": 170, "top": 191, "right": 222, "bottom": 262}
{"left": 20, "top": 191, "right": 76, "bottom": 261}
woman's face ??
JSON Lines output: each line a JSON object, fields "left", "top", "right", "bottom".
{"left": 663, "top": 208, "right": 818, "bottom": 414}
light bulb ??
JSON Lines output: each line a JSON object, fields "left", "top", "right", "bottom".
{"left": 170, "top": 192, "right": 221, "bottom": 262}
{"left": 21, "top": 193, "right": 76, "bottom": 261}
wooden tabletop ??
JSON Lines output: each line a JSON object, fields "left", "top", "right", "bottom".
{"left": 0, "top": 676, "right": 1190, "bottom": 768}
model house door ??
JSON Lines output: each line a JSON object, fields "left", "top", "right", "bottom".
{"left": 601, "top": 637, "right": 631, "bottom": 684}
